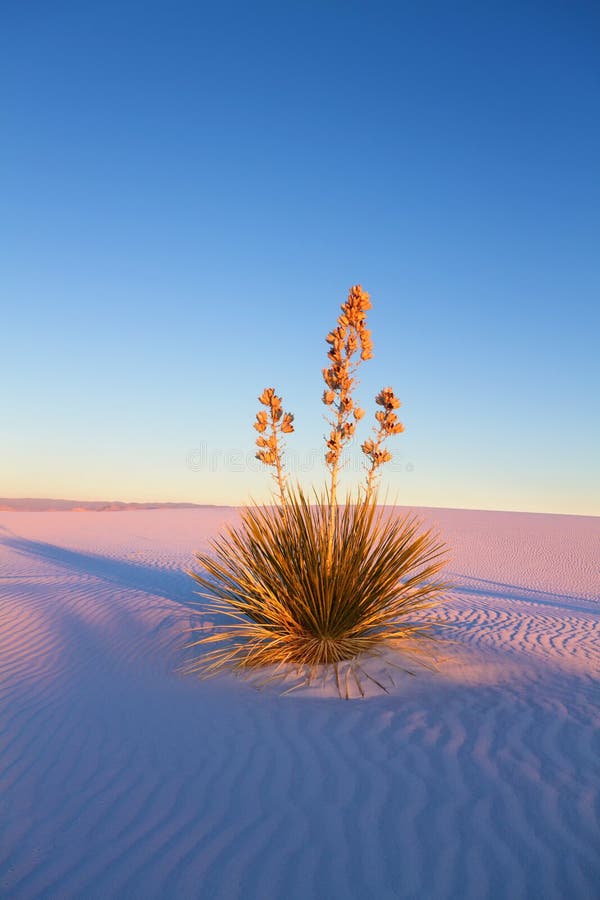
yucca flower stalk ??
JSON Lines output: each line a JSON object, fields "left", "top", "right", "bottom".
{"left": 254, "top": 387, "right": 294, "bottom": 508}
{"left": 363, "top": 387, "right": 405, "bottom": 501}
{"left": 322, "top": 284, "right": 372, "bottom": 569}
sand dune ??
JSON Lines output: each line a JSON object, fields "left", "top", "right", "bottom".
{"left": 0, "top": 508, "right": 598, "bottom": 898}
{"left": 0, "top": 498, "right": 219, "bottom": 512}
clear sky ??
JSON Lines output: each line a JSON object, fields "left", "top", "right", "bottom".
{"left": 1, "top": 1, "right": 599, "bottom": 514}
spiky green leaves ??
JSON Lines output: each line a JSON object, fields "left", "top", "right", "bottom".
{"left": 187, "top": 487, "right": 450, "bottom": 696}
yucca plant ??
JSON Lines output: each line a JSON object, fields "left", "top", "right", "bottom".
{"left": 188, "top": 285, "right": 451, "bottom": 696}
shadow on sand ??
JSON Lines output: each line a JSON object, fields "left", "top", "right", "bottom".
{"left": 2, "top": 530, "right": 597, "bottom": 618}
{"left": 450, "top": 573, "right": 599, "bottom": 616}
{"left": 0, "top": 532, "right": 203, "bottom": 611}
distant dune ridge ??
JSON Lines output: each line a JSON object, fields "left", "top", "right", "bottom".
{"left": 0, "top": 507, "right": 598, "bottom": 898}
{"left": 0, "top": 498, "right": 225, "bottom": 512}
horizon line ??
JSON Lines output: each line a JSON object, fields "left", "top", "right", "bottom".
{"left": 0, "top": 496, "right": 597, "bottom": 519}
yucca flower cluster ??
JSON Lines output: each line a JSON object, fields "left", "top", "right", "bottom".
{"left": 253, "top": 387, "right": 294, "bottom": 507}
{"left": 363, "top": 387, "right": 405, "bottom": 499}
{"left": 188, "top": 284, "right": 450, "bottom": 697}
{"left": 322, "top": 284, "right": 372, "bottom": 474}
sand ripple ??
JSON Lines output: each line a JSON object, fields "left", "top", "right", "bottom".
{"left": 0, "top": 509, "right": 598, "bottom": 898}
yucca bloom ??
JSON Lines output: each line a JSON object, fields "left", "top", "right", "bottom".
{"left": 376, "top": 387, "right": 401, "bottom": 410}
{"left": 258, "top": 387, "right": 275, "bottom": 405}
{"left": 256, "top": 449, "right": 276, "bottom": 465}
{"left": 254, "top": 411, "right": 268, "bottom": 432}
{"left": 281, "top": 413, "right": 295, "bottom": 434}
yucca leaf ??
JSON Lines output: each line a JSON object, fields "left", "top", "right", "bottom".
{"left": 186, "top": 486, "right": 452, "bottom": 696}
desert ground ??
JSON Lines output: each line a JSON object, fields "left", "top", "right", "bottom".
{"left": 0, "top": 507, "right": 598, "bottom": 899}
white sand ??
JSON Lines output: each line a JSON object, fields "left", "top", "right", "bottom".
{"left": 0, "top": 507, "right": 598, "bottom": 898}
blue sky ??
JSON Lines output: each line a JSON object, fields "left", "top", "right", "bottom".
{"left": 1, "top": 1, "right": 599, "bottom": 514}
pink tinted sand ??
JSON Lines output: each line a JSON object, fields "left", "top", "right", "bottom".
{"left": 0, "top": 507, "right": 598, "bottom": 898}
